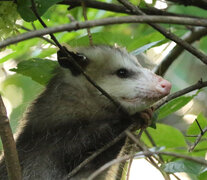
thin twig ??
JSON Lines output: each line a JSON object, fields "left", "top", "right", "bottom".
{"left": 2, "top": 15, "right": 207, "bottom": 49}
{"left": 159, "top": 151, "right": 207, "bottom": 166}
{"left": 86, "top": 150, "right": 207, "bottom": 180}
{"left": 66, "top": 123, "right": 139, "bottom": 179}
{"left": 185, "top": 135, "right": 198, "bottom": 137}
{"left": 137, "top": 128, "right": 144, "bottom": 139}
{"left": 67, "top": 14, "right": 76, "bottom": 22}
{"left": 195, "top": 119, "right": 204, "bottom": 135}
{"left": 189, "top": 127, "right": 207, "bottom": 152}
{"left": 125, "top": 129, "right": 143, "bottom": 180}
{"left": 125, "top": 131, "right": 170, "bottom": 180}
{"left": 82, "top": 1, "right": 93, "bottom": 46}
{"left": 172, "top": 173, "right": 182, "bottom": 180}
{"left": 0, "top": 96, "right": 22, "bottom": 180}
{"left": 17, "top": 25, "right": 56, "bottom": 45}
{"left": 154, "top": 80, "right": 207, "bottom": 110}
{"left": 31, "top": 22, "right": 36, "bottom": 30}
{"left": 126, "top": 158, "right": 133, "bottom": 180}
{"left": 31, "top": 0, "right": 62, "bottom": 49}
{"left": 144, "top": 129, "right": 164, "bottom": 162}
{"left": 191, "top": 148, "right": 207, "bottom": 152}
{"left": 118, "top": 0, "right": 207, "bottom": 65}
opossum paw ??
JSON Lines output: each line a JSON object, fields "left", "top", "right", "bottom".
{"left": 132, "top": 107, "right": 154, "bottom": 129}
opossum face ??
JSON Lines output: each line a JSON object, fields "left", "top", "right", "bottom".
{"left": 78, "top": 46, "right": 171, "bottom": 114}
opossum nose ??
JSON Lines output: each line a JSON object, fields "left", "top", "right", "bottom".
{"left": 156, "top": 79, "right": 171, "bottom": 95}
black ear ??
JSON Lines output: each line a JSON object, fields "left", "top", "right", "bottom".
{"left": 57, "top": 46, "right": 89, "bottom": 76}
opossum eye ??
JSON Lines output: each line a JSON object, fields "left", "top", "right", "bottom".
{"left": 116, "top": 68, "right": 130, "bottom": 78}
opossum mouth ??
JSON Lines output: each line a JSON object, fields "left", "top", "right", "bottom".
{"left": 122, "top": 97, "right": 141, "bottom": 103}
{"left": 122, "top": 95, "right": 160, "bottom": 103}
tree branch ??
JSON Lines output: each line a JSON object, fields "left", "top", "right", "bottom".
{"left": 154, "top": 79, "right": 207, "bottom": 110}
{"left": 2, "top": 0, "right": 206, "bottom": 18}
{"left": 2, "top": 15, "right": 207, "bottom": 49}
{"left": 86, "top": 150, "right": 207, "bottom": 180}
{"left": 144, "top": 129, "right": 164, "bottom": 162}
{"left": 0, "top": 96, "right": 21, "bottom": 180}
{"left": 154, "top": 27, "right": 207, "bottom": 76}
{"left": 81, "top": 1, "right": 93, "bottom": 46}
{"left": 61, "top": 0, "right": 205, "bottom": 19}
{"left": 189, "top": 127, "right": 207, "bottom": 152}
{"left": 17, "top": 25, "right": 56, "bottom": 45}
{"left": 125, "top": 130, "right": 171, "bottom": 180}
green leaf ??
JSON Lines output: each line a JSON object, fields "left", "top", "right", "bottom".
{"left": 162, "top": 159, "right": 203, "bottom": 175}
{"left": 188, "top": 140, "right": 207, "bottom": 158}
{"left": 169, "top": 5, "right": 207, "bottom": 18}
{"left": 0, "top": 52, "right": 17, "bottom": 64}
{"left": 68, "top": 32, "right": 133, "bottom": 48}
{"left": 199, "top": 169, "right": 207, "bottom": 180}
{"left": 141, "top": 123, "right": 187, "bottom": 148}
{"left": 187, "top": 113, "right": 207, "bottom": 140}
{"left": 68, "top": 32, "right": 165, "bottom": 52}
{"left": 10, "top": 58, "right": 57, "bottom": 85}
{"left": 17, "top": 0, "right": 62, "bottom": 22}
{"left": 128, "top": 32, "right": 165, "bottom": 51}
{"left": 158, "top": 93, "right": 198, "bottom": 120}
{"left": 200, "top": 36, "right": 207, "bottom": 54}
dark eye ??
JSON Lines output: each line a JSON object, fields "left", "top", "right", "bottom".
{"left": 116, "top": 68, "right": 129, "bottom": 78}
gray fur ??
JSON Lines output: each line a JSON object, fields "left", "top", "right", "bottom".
{"left": 0, "top": 45, "right": 168, "bottom": 180}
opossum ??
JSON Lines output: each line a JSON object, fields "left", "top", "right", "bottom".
{"left": 0, "top": 45, "right": 171, "bottom": 180}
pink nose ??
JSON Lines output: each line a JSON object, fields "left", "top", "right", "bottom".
{"left": 156, "top": 78, "right": 172, "bottom": 95}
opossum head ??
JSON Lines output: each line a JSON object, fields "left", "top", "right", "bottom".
{"left": 58, "top": 45, "right": 171, "bottom": 114}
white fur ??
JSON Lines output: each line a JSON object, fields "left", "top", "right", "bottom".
{"left": 76, "top": 46, "right": 167, "bottom": 115}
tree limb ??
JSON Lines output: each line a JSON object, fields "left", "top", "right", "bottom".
{"left": 0, "top": 96, "right": 21, "bottom": 180}
{"left": 17, "top": 25, "right": 56, "bottom": 45}
{"left": 61, "top": 0, "right": 205, "bottom": 19}
{"left": 154, "top": 27, "right": 207, "bottom": 76}
{"left": 2, "top": 15, "right": 207, "bottom": 49}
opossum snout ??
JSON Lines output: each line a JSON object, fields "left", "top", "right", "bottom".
{"left": 155, "top": 76, "right": 171, "bottom": 96}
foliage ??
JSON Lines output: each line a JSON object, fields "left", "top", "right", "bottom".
{"left": 10, "top": 58, "right": 57, "bottom": 85}
{"left": 0, "top": 1, "right": 19, "bottom": 40}
{"left": 0, "top": 0, "right": 207, "bottom": 179}
{"left": 162, "top": 159, "right": 203, "bottom": 175}
{"left": 17, "top": 0, "right": 63, "bottom": 22}
{"left": 158, "top": 91, "right": 199, "bottom": 120}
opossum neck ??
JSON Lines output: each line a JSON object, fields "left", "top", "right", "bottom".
{"left": 23, "top": 70, "right": 119, "bottom": 132}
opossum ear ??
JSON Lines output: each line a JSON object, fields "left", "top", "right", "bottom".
{"left": 57, "top": 46, "right": 89, "bottom": 76}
